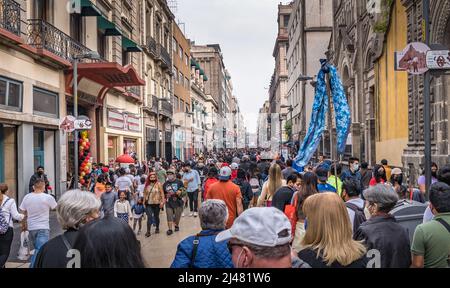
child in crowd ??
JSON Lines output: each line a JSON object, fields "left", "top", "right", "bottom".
{"left": 132, "top": 197, "right": 145, "bottom": 235}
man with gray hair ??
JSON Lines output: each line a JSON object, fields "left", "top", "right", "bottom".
{"left": 171, "top": 199, "right": 233, "bottom": 268}
{"left": 216, "top": 207, "right": 292, "bottom": 268}
{"left": 354, "top": 184, "right": 411, "bottom": 268}
{"left": 33, "top": 190, "right": 101, "bottom": 268}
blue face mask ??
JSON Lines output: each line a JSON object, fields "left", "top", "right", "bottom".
{"left": 352, "top": 164, "right": 360, "bottom": 172}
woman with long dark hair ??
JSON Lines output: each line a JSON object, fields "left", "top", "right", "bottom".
{"left": 73, "top": 217, "right": 145, "bottom": 268}
{"left": 369, "top": 164, "right": 387, "bottom": 186}
{"left": 292, "top": 172, "right": 319, "bottom": 252}
{"left": 143, "top": 171, "right": 165, "bottom": 237}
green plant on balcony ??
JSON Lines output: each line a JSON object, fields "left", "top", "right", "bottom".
{"left": 284, "top": 120, "right": 292, "bottom": 139}
{"left": 373, "top": 0, "right": 394, "bottom": 33}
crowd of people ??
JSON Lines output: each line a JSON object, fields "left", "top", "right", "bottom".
{"left": 0, "top": 149, "right": 449, "bottom": 268}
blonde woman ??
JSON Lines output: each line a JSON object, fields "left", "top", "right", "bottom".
{"left": 257, "top": 164, "right": 285, "bottom": 207}
{"left": 297, "top": 193, "right": 368, "bottom": 268}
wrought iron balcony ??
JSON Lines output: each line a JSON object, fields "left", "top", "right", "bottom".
{"left": 158, "top": 43, "right": 172, "bottom": 69}
{"left": 146, "top": 35, "right": 158, "bottom": 58}
{"left": 27, "top": 19, "right": 92, "bottom": 62}
{"left": 145, "top": 95, "right": 159, "bottom": 114}
{"left": 160, "top": 97, "right": 173, "bottom": 119}
{"left": 0, "top": 0, "right": 21, "bottom": 36}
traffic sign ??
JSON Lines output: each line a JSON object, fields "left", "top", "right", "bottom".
{"left": 426, "top": 50, "right": 450, "bottom": 69}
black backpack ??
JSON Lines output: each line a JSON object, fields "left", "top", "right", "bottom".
{"left": 346, "top": 202, "right": 366, "bottom": 233}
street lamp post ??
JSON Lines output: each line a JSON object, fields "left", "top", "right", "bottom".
{"left": 72, "top": 51, "right": 101, "bottom": 189}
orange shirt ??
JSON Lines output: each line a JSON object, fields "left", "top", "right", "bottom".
{"left": 95, "top": 183, "right": 106, "bottom": 198}
{"left": 206, "top": 180, "right": 242, "bottom": 229}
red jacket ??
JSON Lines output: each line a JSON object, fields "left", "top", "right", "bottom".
{"left": 231, "top": 170, "right": 238, "bottom": 181}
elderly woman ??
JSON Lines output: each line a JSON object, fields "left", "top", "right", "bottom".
{"left": 354, "top": 184, "right": 411, "bottom": 268}
{"left": 33, "top": 190, "right": 100, "bottom": 268}
{"left": 171, "top": 199, "right": 233, "bottom": 268}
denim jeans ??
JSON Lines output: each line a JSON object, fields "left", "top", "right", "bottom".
{"left": 145, "top": 205, "right": 160, "bottom": 233}
{"left": 29, "top": 229, "right": 50, "bottom": 268}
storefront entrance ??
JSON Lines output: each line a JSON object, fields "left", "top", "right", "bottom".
{"left": 33, "top": 128, "right": 56, "bottom": 193}
{"left": 0, "top": 124, "right": 17, "bottom": 196}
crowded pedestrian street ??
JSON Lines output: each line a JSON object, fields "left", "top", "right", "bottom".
{"left": 0, "top": 0, "right": 450, "bottom": 278}
{"left": 5, "top": 208, "right": 201, "bottom": 268}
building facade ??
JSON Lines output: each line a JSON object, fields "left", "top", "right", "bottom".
{"left": 190, "top": 56, "right": 209, "bottom": 156}
{"left": 172, "top": 21, "right": 191, "bottom": 160}
{"left": 373, "top": 0, "right": 408, "bottom": 167}
{"left": 269, "top": 2, "right": 292, "bottom": 150}
{"left": 141, "top": 0, "right": 174, "bottom": 162}
{"left": 328, "top": 0, "right": 383, "bottom": 163}
{"left": 257, "top": 100, "right": 271, "bottom": 149}
{"left": 400, "top": 0, "right": 450, "bottom": 184}
{"left": 287, "top": 0, "right": 332, "bottom": 150}
{"left": 0, "top": 0, "right": 145, "bottom": 202}
{"left": 191, "top": 44, "right": 228, "bottom": 149}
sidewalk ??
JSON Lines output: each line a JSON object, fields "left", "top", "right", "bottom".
{"left": 6, "top": 208, "right": 201, "bottom": 268}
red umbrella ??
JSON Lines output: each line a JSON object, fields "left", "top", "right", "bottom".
{"left": 116, "top": 153, "right": 135, "bottom": 164}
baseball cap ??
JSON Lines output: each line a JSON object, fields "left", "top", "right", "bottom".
{"left": 316, "top": 166, "right": 329, "bottom": 182}
{"left": 391, "top": 168, "right": 402, "bottom": 175}
{"left": 218, "top": 166, "right": 232, "bottom": 181}
{"left": 230, "top": 163, "right": 239, "bottom": 170}
{"left": 216, "top": 207, "right": 291, "bottom": 247}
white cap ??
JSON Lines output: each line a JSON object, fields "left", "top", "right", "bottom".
{"left": 216, "top": 207, "right": 291, "bottom": 247}
{"left": 218, "top": 166, "right": 232, "bottom": 181}
{"left": 230, "top": 163, "right": 239, "bottom": 170}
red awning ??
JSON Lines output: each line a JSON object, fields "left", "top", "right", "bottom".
{"left": 70, "top": 62, "right": 145, "bottom": 87}
{"left": 116, "top": 153, "right": 135, "bottom": 164}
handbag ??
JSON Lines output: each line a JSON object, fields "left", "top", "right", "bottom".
{"left": 284, "top": 192, "right": 299, "bottom": 239}
{"left": 0, "top": 198, "right": 11, "bottom": 234}
{"left": 17, "top": 231, "right": 30, "bottom": 261}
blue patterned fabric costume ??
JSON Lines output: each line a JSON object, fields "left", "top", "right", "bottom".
{"left": 293, "top": 60, "right": 351, "bottom": 171}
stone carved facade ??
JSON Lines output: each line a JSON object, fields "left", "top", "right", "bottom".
{"left": 401, "top": 0, "right": 450, "bottom": 184}
{"left": 328, "top": 0, "right": 385, "bottom": 164}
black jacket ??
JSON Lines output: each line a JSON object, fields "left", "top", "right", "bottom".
{"left": 272, "top": 186, "right": 296, "bottom": 212}
{"left": 29, "top": 173, "right": 50, "bottom": 193}
{"left": 354, "top": 215, "right": 411, "bottom": 268}
{"left": 232, "top": 178, "right": 253, "bottom": 209}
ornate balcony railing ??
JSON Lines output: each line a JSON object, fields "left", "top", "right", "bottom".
{"left": 27, "top": 19, "right": 91, "bottom": 62}
{"left": 146, "top": 36, "right": 158, "bottom": 58}
{"left": 158, "top": 43, "right": 172, "bottom": 69}
{"left": 160, "top": 98, "right": 173, "bottom": 118}
{"left": 0, "top": 0, "right": 21, "bottom": 36}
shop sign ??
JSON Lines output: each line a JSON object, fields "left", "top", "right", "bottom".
{"left": 74, "top": 119, "right": 92, "bottom": 130}
{"left": 394, "top": 42, "right": 430, "bottom": 75}
{"left": 426, "top": 50, "right": 450, "bottom": 70}
{"left": 108, "top": 109, "right": 141, "bottom": 132}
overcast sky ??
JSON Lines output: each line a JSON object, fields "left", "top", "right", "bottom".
{"left": 176, "top": 0, "right": 285, "bottom": 133}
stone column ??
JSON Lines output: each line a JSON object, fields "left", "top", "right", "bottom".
{"left": 17, "top": 124, "right": 34, "bottom": 203}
